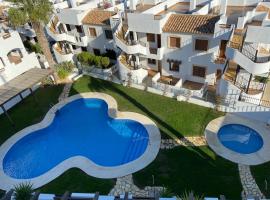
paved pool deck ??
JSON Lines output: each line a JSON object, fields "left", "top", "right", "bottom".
{"left": 0, "top": 92, "right": 161, "bottom": 190}
{"left": 205, "top": 114, "right": 270, "bottom": 165}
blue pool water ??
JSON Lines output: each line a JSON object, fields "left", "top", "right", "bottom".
{"left": 3, "top": 98, "right": 149, "bottom": 179}
{"left": 217, "top": 124, "right": 263, "bottom": 154}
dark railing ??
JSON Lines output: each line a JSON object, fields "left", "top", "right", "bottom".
{"left": 149, "top": 48, "right": 158, "bottom": 55}
{"left": 229, "top": 41, "right": 270, "bottom": 63}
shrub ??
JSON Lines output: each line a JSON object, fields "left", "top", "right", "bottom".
{"left": 23, "top": 40, "right": 43, "bottom": 54}
{"left": 101, "top": 57, "right": 110, "bottom": 69}
{"left": 179, "top": 191, "right": 203, "bottom": 200}
{"left": 77, "top": 52, "right": 95, "bottom": 66}
{"left": 14, "top": 182, "right": 33, "bottom": 200}
{"left": 56, "top": 61, "right": 75, "bottom": 80}
{"left": 254, "top": 76, "right": 269, "bottom": 83}
{"left": 93, "top": 56, "right": 101, "bottom": 67}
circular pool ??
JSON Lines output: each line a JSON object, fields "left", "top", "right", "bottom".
{"left": 217, "top": 124, "right": 263, "bottom": 154}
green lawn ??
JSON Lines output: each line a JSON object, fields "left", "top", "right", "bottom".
{"left": 70, "top": 76, "right": 223, "bottom": 139}
{"left": 133, "top": 146, "right": 242, "bottom": 199}
{"left": 0, "top": 76, "right": 268, "bottom": 199}
{"left": 251, "top": 163, "right": 270, "bottom": 198}
{"left": 39, "top": 169, "right": 115, "bottom": 194}
{"left": 0, "top": 85, "right": 63, "bottom": 145}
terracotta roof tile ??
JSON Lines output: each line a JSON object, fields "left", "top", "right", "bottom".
{"left": 256, "top": 4, "right": 269, "bottom": 12}
{"left": 82, "top": 10, "right": 116, "bottom": 26}
{"left": 163, "top": 14, "right": 220, "bottom": 34}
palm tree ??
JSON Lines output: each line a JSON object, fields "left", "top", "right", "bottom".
{"left": 7, "top": 0, "right": 56, "bottom": 74}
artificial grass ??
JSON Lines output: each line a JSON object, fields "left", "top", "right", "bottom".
{"left": 70, "top": 76, "right": 223, "bottom": 139}
{"left": 133, "top": 146, "right": 242, "bottom": 200}
{"left": 39, "top": 168, "right": 115, "bottom": 194}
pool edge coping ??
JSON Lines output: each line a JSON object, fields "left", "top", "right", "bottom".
{"left": 205, "top": 113, "right": 270, "bottom": 165}
{"left": 0, "top": 92, "right": 161, "bottom": 190}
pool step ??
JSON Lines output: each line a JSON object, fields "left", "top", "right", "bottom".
{"left": 121, "top": 128, "right": 148, "bottom": 164}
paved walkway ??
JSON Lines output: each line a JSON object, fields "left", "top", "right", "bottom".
{"left": 109, "top": 175, "right": 164, "bottom": 197}
{"left": 160, "top": 137, "right": 206, "bottom": 149}
{"left": 58, "top": 82, "right": 73, "bottom": 102}
{"left": 238, "top": 164, "right": 265, "bottom": 199}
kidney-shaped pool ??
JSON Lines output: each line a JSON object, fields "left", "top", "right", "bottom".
{"left": 0, "top": 93, "right": 160, "bottom": 189}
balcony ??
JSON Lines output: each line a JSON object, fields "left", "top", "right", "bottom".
{"left": 115, "top": 35, "right": 147, "bottom": 55}
{"left": 46, "top": 26, "right": 76, "bottom": 44}
{"left": 224, "top": 62, "right": 265, "bottom": 96}
{"left": 226, "top": 41, "right": 270, "bottom": 75}
{"left": 52, "top": 43, "right": 74, "bottom": 63}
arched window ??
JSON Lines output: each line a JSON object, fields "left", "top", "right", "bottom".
{"left": 7, "top": 49, "right": 23, "bottom": 65}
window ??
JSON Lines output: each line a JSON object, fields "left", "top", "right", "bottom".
{"left": 195, "top": 39, "right": 208, "bottom": 51}
{"left": 168, "top": 36, "right": 181, "bottom": 48}
{"left": 168, "top": 59, "right": 181, "bottom": 72}
{"left": 89, "top": 28, "right": 97, "bottom": 37}
{"left": 72, "top": 45, "right": 77, "bottom": 50}
{"left": 66, "top": 24, "right": 71, "bottom": 31}
{"left": 75, "top": 25, "right": 83, "bottom": 33}
{"left": 105, "top": 30, "right": 113, "bottom": 39}
{"left": 148, "top": 58, "right": 156, "bottom": 65}
{"left": 82, "top": 47, "right": 87, "bottom": 52}
{"left": 147, "top": 33, "right": 155, "bottom": 42}
{"left": 193, "top": 66, "right": 206, "bottom": 78}
{"left": 170, "top": 62, "right": 180, "bottom": 71}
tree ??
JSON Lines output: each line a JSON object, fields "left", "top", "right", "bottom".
{"left": 7, "top": 0, "right": 56, "bottom": 74}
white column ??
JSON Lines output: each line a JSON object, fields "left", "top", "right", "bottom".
{"left": 220, "top": 0, "right": 227, "bottom": 15}
{"left": 68, "top": 0, "right": 77, "bottom": 8}
{"left": 133, "top": 31, "right": 138, "bottom": 42}
{"left": 135, "top": 55, "right": 140, "bottom": 66}
{"left": 189, "top": 0, "right": 196, "bottom": 11}
{"left": 130, "top": 0, "right": 137, "bottom": 11}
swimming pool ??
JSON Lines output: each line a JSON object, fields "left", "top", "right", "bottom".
{"left": 217, "top": 124, "right": 263, "bottom": 154}
{"left": 0, "top": 93, "right": 160, "bottom": 189}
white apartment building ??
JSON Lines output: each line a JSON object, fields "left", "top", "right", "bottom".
{"left": 46, "top": 0, "right": 270, "bottom": 105}
{"left": 113, "top": 0, "right": 270, "bottom": 105}
{"left": 0, "top": 28, "right": 41, "bottom": 86}
{"left": 46, "top": 0, "right": 124, "bottom": 63}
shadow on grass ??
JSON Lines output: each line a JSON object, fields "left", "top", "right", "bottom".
{"left": 70, "top": 77, "right": 221, "bottom": 166}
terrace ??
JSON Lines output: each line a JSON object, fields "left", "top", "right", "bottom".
{"left": 157, "top": 75, "right": 179, "bottom": 86}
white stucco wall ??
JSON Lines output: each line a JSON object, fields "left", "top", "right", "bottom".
{"left": 0, "top": 31, "right": 41, "bottom": 86}
{"left": 158, "top": 32, "right": 225, "bottom": 85}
